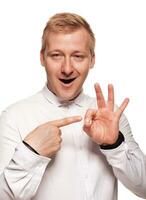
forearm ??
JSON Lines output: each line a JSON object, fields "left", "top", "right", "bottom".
{"left": 101, "top": 140, "right": 146, "bottom": 198}
{"left": 0, "top": 143, "right": 50, "bottom": 200}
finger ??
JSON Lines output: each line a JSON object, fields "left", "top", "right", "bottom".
{"left": 84, "top": 109, "right": 97, "bottom": 127}
{"left": 116, "top": 98, "right": 129, "bottom": 118}
{"left": 49, "top": 116, "right": 82, "bottom": 128}
{"left": 94, "top": 83, "right": 106, "bottom": 108}
{"left": 107, "top": 84, "right": 114, "bottom": 111}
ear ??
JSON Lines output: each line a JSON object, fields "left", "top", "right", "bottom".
{"left": 40, "top": 51, "right": 45, "bottom": 66}
{"left": 90, "top": 54, "right": 95, "bottom": 69}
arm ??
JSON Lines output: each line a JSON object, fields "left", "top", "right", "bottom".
{"left": 0, "top": 110, "right": 50, "bottom": 200}
{"left": 0, "top": 143, "right": 50, "bottom": 200}
{"left": 101, "top": 112, "right": 146, "bottom": 199}
{"left": 83, "top": 83, "right": 146, "bottom": 199}
{"left": 0, "top": 109, "right": 82, "bottom": 200}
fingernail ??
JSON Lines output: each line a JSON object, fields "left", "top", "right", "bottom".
{"left": 77, "top": 116, "right": 82, "bottom": 120}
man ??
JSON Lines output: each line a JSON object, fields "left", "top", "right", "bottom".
{"left": 0, "top": 12, "right": 146, "bottom": 200}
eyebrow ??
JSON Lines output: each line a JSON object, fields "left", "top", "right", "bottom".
{"left": 46, "top": 49, "right": 88, "bottom": 55}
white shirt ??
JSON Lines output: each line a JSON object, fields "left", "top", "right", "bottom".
{"left": 0, "top": 85, "right": 146, "bottom": 200}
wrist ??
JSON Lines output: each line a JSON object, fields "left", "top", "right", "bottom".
{"left": 100, "top": 131, "right": 124, "bottom": 150}
{"left": 23, "top": 140, "right": 40, "bottom": 155}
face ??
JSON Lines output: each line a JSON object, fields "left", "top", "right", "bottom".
{"left": 40, "top": 28, "right": 95, "bottom": 101}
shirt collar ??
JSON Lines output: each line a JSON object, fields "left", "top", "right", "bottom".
{"left": 42, "top": 85, "right": 87, "bottom": 107}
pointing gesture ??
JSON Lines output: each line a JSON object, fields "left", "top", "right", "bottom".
{"left": 83, "top": 83, "right": 129, "bottom": 145}
{"left": 48, "top": 116, "right": 82, "bottom": 127}
{"left": 24, "top": 116, "right": 82, "bottom": 157}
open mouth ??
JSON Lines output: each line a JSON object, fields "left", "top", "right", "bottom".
{"left": 59, "top": 78, "right": 76, "bottom": 84}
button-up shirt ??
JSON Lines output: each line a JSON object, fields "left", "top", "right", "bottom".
{"left": 0, "top": 85, "right": 146, "bottom": 200}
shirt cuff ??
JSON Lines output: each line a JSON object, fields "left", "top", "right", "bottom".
{"left": 13, "top": 142, "right": 51, "bottom": 171}
{"left": 100, "top": 141, "right": 130, "bottom": 166}
{"left": 23, "top": 140, "right": 40, "bottom": 155}
{"left": 100, "top": 131, "right": 124, "bottom": 150}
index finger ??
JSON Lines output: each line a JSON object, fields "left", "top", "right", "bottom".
{"left": 49, "top": 116, "right": 82, "bottom": 127}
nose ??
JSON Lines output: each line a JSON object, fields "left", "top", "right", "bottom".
{"left": 61, "top": 57, "right": 73, "bottom": 76}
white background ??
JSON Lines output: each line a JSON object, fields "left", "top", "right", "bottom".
{"left": 0, "top": 0, "right": 146, "bottom": 199}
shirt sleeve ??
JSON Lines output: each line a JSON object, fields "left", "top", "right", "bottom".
{"left": 100, "top": 113, "right": 146, "bottom": 199}
{"left": 0, "top": 109, "right": 51, "bottom": 200}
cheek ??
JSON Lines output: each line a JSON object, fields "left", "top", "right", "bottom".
{"left": 44, "top": 61, "right": 60, "bottom": 75}
{"left": 76, "top": 64, "right": 90, "bottom": 76}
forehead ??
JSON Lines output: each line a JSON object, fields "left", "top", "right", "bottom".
{"left": 45, "top": 28, "right": 91, "bottom": 52}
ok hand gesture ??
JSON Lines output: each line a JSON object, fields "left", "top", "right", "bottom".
{"left": 83, "top": 83, "right": 129, "bottom": 145}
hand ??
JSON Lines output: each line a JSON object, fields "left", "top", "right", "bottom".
{"left": 83, "top": 83, "right": 129, "bottom": 145}
{"left": 24, "top": 116, "right": 82, "bottom": 157}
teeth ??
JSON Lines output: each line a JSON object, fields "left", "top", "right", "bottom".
{"left": 59, "top": 78, "right": 76, "bottom": 84}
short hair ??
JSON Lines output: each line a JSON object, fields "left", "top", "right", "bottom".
{"left": 41, "top": 12, "right": 95, "bottom": 55}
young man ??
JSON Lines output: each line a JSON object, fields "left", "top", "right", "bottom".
{"left": 0, "top": 12, "right": 146, "bottom": 200}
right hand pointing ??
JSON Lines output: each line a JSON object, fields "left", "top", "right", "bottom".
{"left": 24, "top": 116, "right": 82, "bottom": 157}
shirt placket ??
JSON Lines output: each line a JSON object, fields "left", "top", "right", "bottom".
{"left": 66, "top": 105, "right": 92, "bottom": 200}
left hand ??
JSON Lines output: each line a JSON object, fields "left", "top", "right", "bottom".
{"left": 83, "top": 83, "right": 129, "bottom": 145}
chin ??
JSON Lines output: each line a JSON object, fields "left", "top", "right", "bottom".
{"left": 58, "top": 91, "right": 77, "bottom": 102}
{"left": 59, "top": 95, "right": 75, "bottom": 102}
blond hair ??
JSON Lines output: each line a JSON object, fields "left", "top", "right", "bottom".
{"left": 41, "top": 12, "right": 95, "bottom": 55}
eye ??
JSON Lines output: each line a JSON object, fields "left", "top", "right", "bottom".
{"left": 52, "top": 54, "right": 60, "bottom": 57}
{"left": 50, "top": 53, "right": 63, "bottom": 60}
{"left": 73, "top": 55, "right": 85, "bottom": 61}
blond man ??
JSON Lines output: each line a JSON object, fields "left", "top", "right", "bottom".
{"left": 0, "top": 12, "right": 146, "bottom": 200}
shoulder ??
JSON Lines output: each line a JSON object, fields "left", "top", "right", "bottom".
{"left": 1, "top": 90, "right": 44, "bottom": 116}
